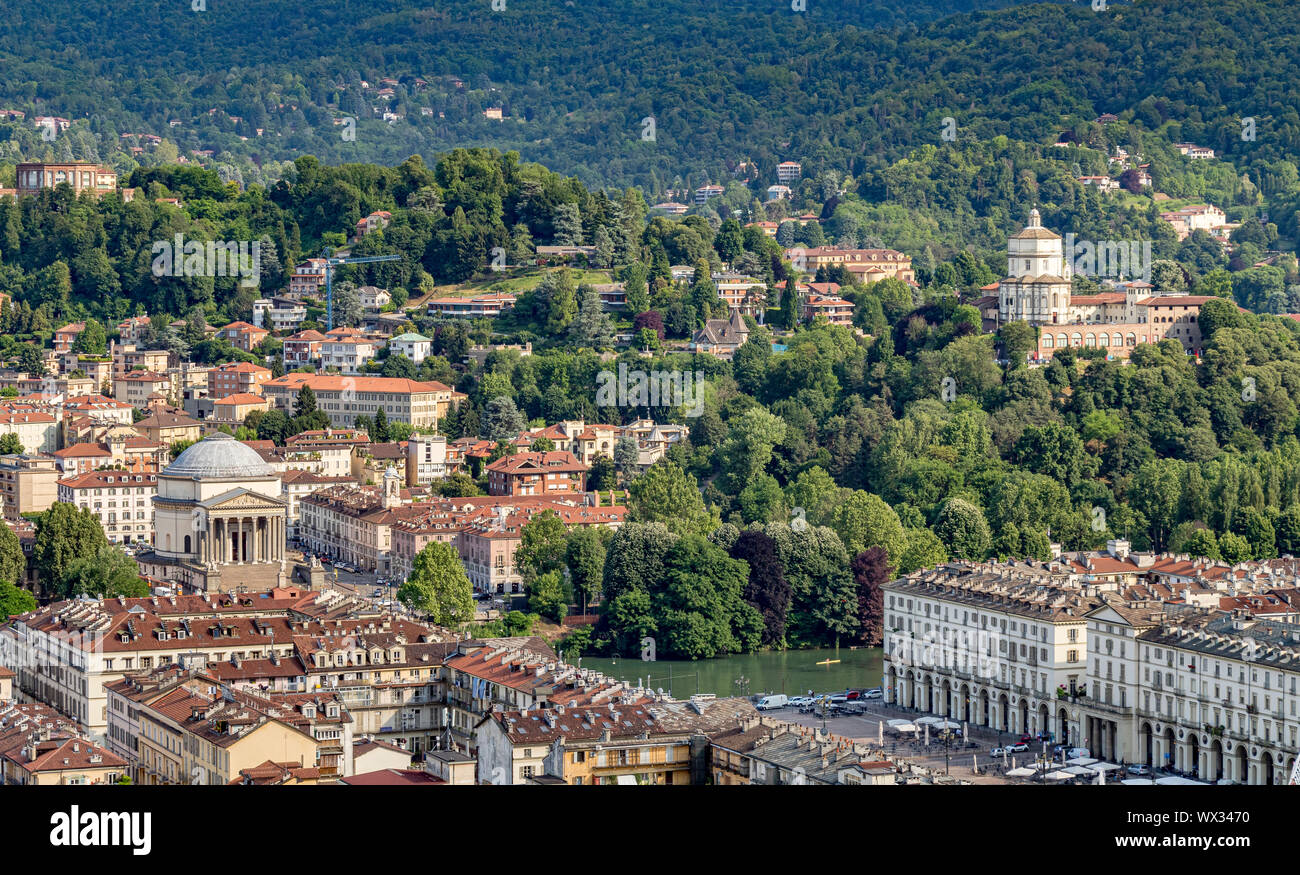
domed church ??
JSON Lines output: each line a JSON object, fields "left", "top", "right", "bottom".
{"left": 997, "top": 208, "right": 1074, "bottom": 326}
{"left": 136, "top": 433, "right": 289, "bottom": 594}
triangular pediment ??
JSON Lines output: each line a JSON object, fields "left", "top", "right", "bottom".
{"left": 199, "top": 487, "right": 287, "bottom": 510}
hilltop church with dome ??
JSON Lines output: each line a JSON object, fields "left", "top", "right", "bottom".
{"left": 979, "top": 209, "right": 1212, "bottom": 362}
{"left": 136, "top": 432, "right": 290, "bottom": 594}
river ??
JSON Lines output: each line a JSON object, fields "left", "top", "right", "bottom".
{"left": 577, "top": 647, "right": 885, "bottom": 700}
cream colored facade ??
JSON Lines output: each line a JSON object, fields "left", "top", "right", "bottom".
{"left": 144, "top": 433, "right": 288, "bottom": 594}
{"left": 57, "top": 470, "right": 157, "bottom": 545}
{"left": 0, "top": 454, "right": 58, "bottom": 520}
{"left": 297, "top": 473, "right": 403, "bottom": 574}
{"left": 882, "top": 572, "right": 1093, "bottom": 748}
{"left": 0, "top": 411, "right": 59, "bottom": 454}
{"left": 1077, "top": 605, "right": 1300, "bottom": 785}
{"left": 137, "top": 708, "right": 318, "bottom": 786}
{"left": 262, "top": 374, "right": 454, "bottom": 428}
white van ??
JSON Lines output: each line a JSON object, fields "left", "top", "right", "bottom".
{"left": 1066, "top": 747, "right": 1091, "bottom": 759}
{"left": 756, "top": 694, "right": 789, "bottom": 711}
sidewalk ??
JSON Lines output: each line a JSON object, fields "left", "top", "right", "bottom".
{"left": 779, "top": 701, "right": 1038, "bottom": 785}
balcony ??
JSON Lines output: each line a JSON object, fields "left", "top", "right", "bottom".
{"left": 1082, "top": 698, "right": 1132, "bottom": 716}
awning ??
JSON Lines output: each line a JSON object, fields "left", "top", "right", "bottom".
{"left": 886, "top": 719, "right": 911, "bottom": 727}
{"left": 915, "top": 716, "right": 942, "bottom": 725}
{"left": 1091, "top": 762, "right": 1123, "bottom": 772}
{"left": 1062, "top": 766, "right": 1095, "bottom": 776}
{"left": 1005, "top": 767, "right": 1037, "bottom": 777}
{"left": 1121, "top": 778, "right": 1156, "bottom": 785}
{"left": 1155, "top": 776, "right": 1207, "bottom": 785}
{"left": 1065, "top": 756, "right": 1098, "bottom": 766}
{"left": 615, "top": 774, "right": 638, "bottom": 786}
{"left": 1044, "top": 770, "right": 1074, "bottom": 781}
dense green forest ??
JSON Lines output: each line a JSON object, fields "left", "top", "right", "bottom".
{"left": 4, "top": 0, "right": 1300, "bottom": 264}
{"left": 1, "top": 0, "right": 1298, "bottom": 211}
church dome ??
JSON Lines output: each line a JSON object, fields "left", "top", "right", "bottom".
{"left": 163, "top": 432, "right": 274, "bottom": 479}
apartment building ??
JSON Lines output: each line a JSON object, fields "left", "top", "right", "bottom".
{"left": 133, "top": 409, "right": 203, "bottom": 445}
{"left": 710, "top": 718, "right": 894, "bottom": 785}
{"left": 1160, "top": 204, "right": 1228, "bottom": 241}
{"left": 1, "top": 726, "right": 127, "bottom": 785}
{"left": 456, "top": 502, "right": 626, "bottom": 594}
{"left": 282, "top": 329, "right": 326, "bottom": 367}
{"left": 320, "top": 334, "right": 377, "bottom": 374}
{"left": 208, "top": 361, "right": 272, "bottom": 398}
{"left": 294, "top": 626, "right": 457, "bottom": 757}
{"left": 64, "top": 393, "right": 136, "bottom": 426}
{"left": 882, "top": 563, "right": 1099, "bottom": 748}
{"left": 715, "top": 276, "right": 767, "bottom": 316}
{"left": 57, "top": 470, "right": 158, "bottom": 545}
{"left": 405, "top": 432, "right": 448, "bottom": 486}
{"left": 1076, "top": 601, "right": 1300, "bottom": 784}
{"left": 211, "top": 393, "right": 269, "bottom": 425}
{"left": 115, "top": 371, "right": 173, "bottom": 409}
{"left": 486, "top": 450, "right": 588, "bottom": 497}
{"left": 252, "top": 298, "right": 308, "bottom": 332}
{"left": 523, "top": 420, "right": 620, "bottom": 466}
{"left": 130, "top": 680, "right": 327, "bottom": 785}
{"left": 442, "top": 639, "right": 634, "bottom": 753}
{"left": 477, "top": 695, "right": 756, "bottom": 785}
{"left": 786, "top": 246, "right": 915, "bottom": 283}
{"left": 476, "top": 705, "right": 691, "bottom": 785}
{"left": 280, "top": 470, "right": 356, "bottom": 538}
{"left": 297, "top": 473, "right": 411, "bottom": 574}
{"left": 424, "top": 293, "right": 516, "bottom": 319}
{"left": 0, "top": 590, "right": 376, "bottom": 738}
{"left": 218, "top": 321, "right": 269, "bottom": 353}
{"left": 261, "top": 374, "right": 459, "bottom": 428}
{"left": 803, "top": 292, "right": 855, "bottom": 327}
{"left": 283, "top": 429, "right": 371, "bottom": 476}
{"left": 0, "top": 454, "right": 58, "bottom": 520}
{"left": 289, "top": 259, "right": 328, "bottom": 297}
{"left": 0, "top": 410, "right": 59, "bottom": 454}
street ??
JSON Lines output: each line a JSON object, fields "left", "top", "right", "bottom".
{"left": 773, "top": 701, "right": 1054, "bottom": 785}
{"left": 289, "top": 548, "right": 398, "bottom": 603}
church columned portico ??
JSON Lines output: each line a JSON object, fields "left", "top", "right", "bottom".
{"left": 136, "top": 432, "right": 289, "bottom": 594}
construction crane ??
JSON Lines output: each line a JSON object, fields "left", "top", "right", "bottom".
{"left": 317, "top": 247, "right": 402, "bottom": 329}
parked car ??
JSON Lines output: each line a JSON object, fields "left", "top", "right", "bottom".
{"left": 1005, "top": 742, "right": 1029, "bottom": 753}
{"left": 1127, "top": 764, "right": 1151, "bottom": 776}
{"left": 828, "top": 694, "right": 849, "bottom": 705}
{"left": 862, "top": 688, "right": 883, "bottom": 700}
{"left": 1065, "top": 747, "right": 1091, "bottom": 760}
{"left": 755, "top": 694, "right": 789, "bottom": 711}
{"left": 372, "top": 588, "right": 383, "bottom": 598}
{"left": 845, "top": 690, "right": 861, "bottom": 701}
{"left": 787, "top": 696, "right": 812, "bottom": 707}
{"left": 990, "top": 747, "right": 1007, "bottom": 758}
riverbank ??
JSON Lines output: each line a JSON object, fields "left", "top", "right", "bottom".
{"left": 577, "top": 647, "right": 885, "bottom": 700}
